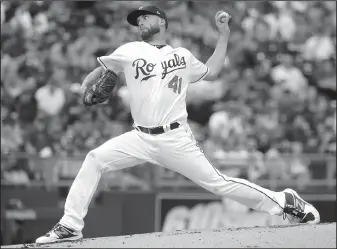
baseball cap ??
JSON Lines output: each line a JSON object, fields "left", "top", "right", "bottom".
{"left": 127, "top": 6, "right": 168, "bottom": 29}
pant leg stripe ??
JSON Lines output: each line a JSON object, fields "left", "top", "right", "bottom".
{"left": 194, "top": 139, "right": 284, "bottom": 211}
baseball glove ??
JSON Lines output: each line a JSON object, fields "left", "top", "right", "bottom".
{"left": 83, "top": 69, "right": 117, "bottom": 107}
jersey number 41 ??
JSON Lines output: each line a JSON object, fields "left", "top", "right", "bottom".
{"left": 168, "top": 75, "right": 182, "bottom": 94}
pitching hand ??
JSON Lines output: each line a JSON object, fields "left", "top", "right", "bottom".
{"left": 215, "top": 11, "right": 231, "bottom": 35}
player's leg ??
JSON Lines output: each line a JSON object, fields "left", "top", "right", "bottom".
{"left": 156, "top": 125, "right": 320, "bottom": 224}
{"left": 36, "top": 130, "right": 157, "bottom": 243}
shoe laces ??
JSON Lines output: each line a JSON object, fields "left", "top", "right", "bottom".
{"left": 284, "top": 205, "right": 305, "bottom": 219}
{"left": 282, "top": 205, "right": 305, "bottom": 224}
{"left": 54, "top": 224, "right": 65, "bottom": 233}
{"left": 48, "top": 223, "right": 70, "bottom": 235}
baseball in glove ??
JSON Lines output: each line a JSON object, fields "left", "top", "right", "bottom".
{"left": 83, "top": 69, "right": 117, "bottom": 107}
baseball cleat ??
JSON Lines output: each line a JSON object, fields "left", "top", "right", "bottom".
{"left": 282, "top": 188, "right": 320, "bottom": 224}
{"left": 35, "top": 223, "right": 83, "bottom": 244}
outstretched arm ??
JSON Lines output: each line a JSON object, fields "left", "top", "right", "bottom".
{"left": 204, "top": 11, "right": 231, "bottom": 81}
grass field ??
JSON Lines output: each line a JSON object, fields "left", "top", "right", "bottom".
{"left": 3, "top": 223, "right": 336, "bottom": 248}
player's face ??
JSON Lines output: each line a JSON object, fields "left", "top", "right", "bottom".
{"left": 137, "top": 14, "right": 161, "bottom": 41}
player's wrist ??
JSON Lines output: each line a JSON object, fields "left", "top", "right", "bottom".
{"left": 218, "top": 29, "right": 230, "bottom": 37}
{"left": 217, "top": 32, "right": 230, "bottom": 43}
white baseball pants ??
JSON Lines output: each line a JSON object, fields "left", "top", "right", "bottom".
{"left": 59, "top": 123, "right": 286, "bottom": 232}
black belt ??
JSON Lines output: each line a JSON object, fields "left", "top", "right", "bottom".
{"left": 135, "top": 122, "right": 180, "bottom": 135}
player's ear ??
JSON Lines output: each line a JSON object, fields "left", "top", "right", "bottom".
{"left": 159, "top": 18, "right": 166, "bottom": 27}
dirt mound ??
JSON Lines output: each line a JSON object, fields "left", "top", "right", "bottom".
{"left": 4, "top": 223, "right": 336, "bottom": 248}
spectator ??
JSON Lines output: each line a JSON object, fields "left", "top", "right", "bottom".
{"left": 270, "top": 53, "right": 308, "bottom": 97}
{"left": 1, "top": 122, "right": 23, "bottom": 154}
{"left": 264, "top": 3, "right": 297, "bottom": 42}
{"left": 302, "top": 8, "right": 335, "bottom": 62}
{"left": 208, "top": 108, "right": 244, "bottom": 143}
{"left": 12, "top": 79, "right": 38, "bottom": 127}
{"left": 35, "top": 70, "right": 66, "bottom": 116}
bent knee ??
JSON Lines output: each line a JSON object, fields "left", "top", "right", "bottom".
{"left": 84, "top": 150, "right": 104, "bottom": 170}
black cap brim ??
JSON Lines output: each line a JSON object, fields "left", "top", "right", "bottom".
{"left": 127, "top": 9, "right": 157, "bottom": 26}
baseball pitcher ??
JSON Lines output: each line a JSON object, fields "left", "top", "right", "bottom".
{"left": 36, "top": 6, "right": 320, "bottom": 244}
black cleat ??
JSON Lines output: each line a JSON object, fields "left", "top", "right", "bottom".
{"left": 35, "top": 223, "right": 83, "bottom": 244}
{"left": 283, "top": 188, "right": 320, "bottom": 224}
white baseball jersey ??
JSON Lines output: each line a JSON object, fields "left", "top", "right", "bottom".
{"left": 97, "top": 41, "right": 209, "bottom": 127}
{"left": 59, "top": 43, "right": 293, "bottom": 234}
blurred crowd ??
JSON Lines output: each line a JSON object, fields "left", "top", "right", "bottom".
{"left": 1, "top": 1, "right": 336, "bottom": 184}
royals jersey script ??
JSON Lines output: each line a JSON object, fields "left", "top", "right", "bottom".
{"left": 97, "top": 41, "right": 209, "bottom": 127}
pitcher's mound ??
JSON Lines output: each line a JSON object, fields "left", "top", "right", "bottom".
{"left": 4, "top": 223, "right": 336, "bottom": 248}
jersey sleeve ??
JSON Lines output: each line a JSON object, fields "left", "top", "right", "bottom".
{"left": 188, "top": 51, "right": 210, "bottom": 83}
{"left": 97, "top": 44, "right": 130, "bottom": 74}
